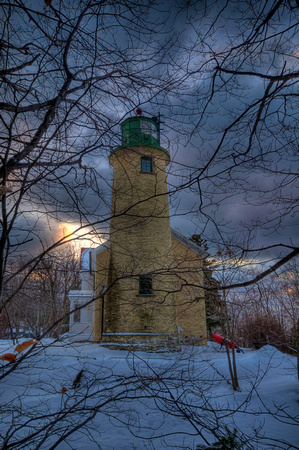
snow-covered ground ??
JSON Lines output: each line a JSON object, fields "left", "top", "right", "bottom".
{"left": 0, "top": 339, "right": 298, "bottom": 449}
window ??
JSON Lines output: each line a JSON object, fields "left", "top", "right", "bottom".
{"left": 141, "top": 156, "right": 153, "bottom": 173}
{"left": 73, "top": 306, "right": 80, "bottom": 323}
{"left": 139, "top": 274, "right": 153, "bottom": 295}
{"left": 141, "top": 121, "right": 159, "bottom": 140}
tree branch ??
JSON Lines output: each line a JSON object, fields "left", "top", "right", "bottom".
{"left": 220, "top": 248, "right": 299, "bottom": 291}
{"left": 215, "top": 66, "right": 299, "bottom": 82}
{"left": 0, "top": 54, "right": 40, "bottom": 76}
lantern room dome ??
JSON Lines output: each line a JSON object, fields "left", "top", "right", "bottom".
{"left": 122, "top": 116, "right": 160, "bottom": 147}
{"left": 111, "top": 112, "right": 169, "bottom": 156}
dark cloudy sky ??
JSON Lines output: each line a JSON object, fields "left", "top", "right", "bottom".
{"left": 8, "top": 0, "right": 298, "bottom": 263}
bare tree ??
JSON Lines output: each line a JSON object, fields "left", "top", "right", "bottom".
{"left": 0, "top": 1, "right": 298, "bottom": 448}
{"left": 1, "top": 244, "right": 80, "bottom": 340}
{"left": 165, "top": 0, "right": 299, "bottom": 283}
{"left": 1, "top": 0, "right": 298, "bottom": 338}
{"left": 0, "top": 0, "right": 176, "bottom": 316}
{"left": 234, "top": 260, "right": 299, "bottom": 377}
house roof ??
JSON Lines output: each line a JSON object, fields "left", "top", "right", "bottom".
{"left": 81, "top": 230, "right": 208, "bottom": 272}
{"left": 171, "top": 228, "right": 209, "bottom": 258}
{"left": 80, "top": 242, "right": 109, "bottom": 272}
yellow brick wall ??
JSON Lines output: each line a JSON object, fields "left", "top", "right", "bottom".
{"left": 105, "top": 146, "right": 177, "bottom": 335}
{"left": 92, "top": 145, "right": 207, "bottom": 345}
{"left": 93, "top": 248, "right": 108, "bottom": 341}
{"left": 171, "top": 237, "right": 207, "bottom": 344}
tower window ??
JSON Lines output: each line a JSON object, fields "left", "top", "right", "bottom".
{"left": 141, "top": 156, "right": 153, "bottom": 173}
{"left": 141, "top": 121, "right": 159, "bottom": 140}
{"left": 139, "top": 274, "right": 153, "bottom": 295}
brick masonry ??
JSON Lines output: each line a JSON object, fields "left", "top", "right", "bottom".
{"left": 94, "top": 145, "right": 207, "bottom": 345}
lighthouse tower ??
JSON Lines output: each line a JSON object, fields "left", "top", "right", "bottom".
{"left": 69, "top": 110, "right": 207, "bottom": 345}
{"left": 103, "top": 109, "right": 177, "bottom": 343}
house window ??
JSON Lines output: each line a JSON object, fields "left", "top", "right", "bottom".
{"left": 73, "top": 306, "right": 80, "bottom": 323}
{"left": 139, "top": 274, "right": 153, "bottom": 295}
{"left": 141, "top": 156, "right": 153, "bottom": 173}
